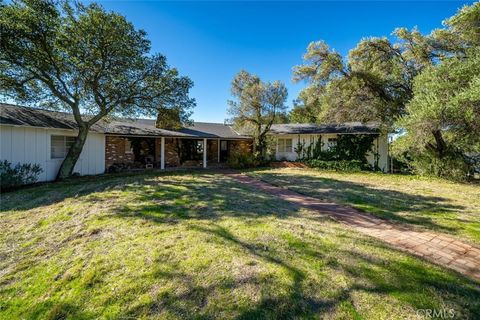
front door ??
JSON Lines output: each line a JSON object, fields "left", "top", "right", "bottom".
{"left": 220, "top": 140, "right": 229, "bottom": 162}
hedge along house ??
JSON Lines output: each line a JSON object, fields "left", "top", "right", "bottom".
{"left": 0, "top": 104, "right": 252, "bottom": 181}
{"left": 268, "top": 123, "right": 389, "bottom": 172}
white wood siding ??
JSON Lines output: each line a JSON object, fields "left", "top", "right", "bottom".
{"left": 273, "top": 133, "right": 389, "bottom": 172}
{"left": 0, "top": 125, "right": 105, "bottom": 182}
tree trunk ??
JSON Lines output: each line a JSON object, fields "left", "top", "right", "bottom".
{"left": 429, "top": 129, "right": 447, "bottom": 158}
{"left": 56, "top": 125, "right": 89, "bottom": 181}
{"left": 253, "top": 123, "right": 262, "bottom": 155}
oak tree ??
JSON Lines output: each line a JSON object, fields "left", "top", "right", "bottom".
{"left": 0, "top": 0, "right": 195, "bottom": 179}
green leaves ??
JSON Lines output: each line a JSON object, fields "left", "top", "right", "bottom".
{"left": 291, "top": 2, "right": 480, "bottom": 131}
{"left": 227, "top": 70, "right": 288, "bottom": 158}
{"left": 396, "top": 52, "right": 480, "bottom": 179}
{"left": 0, "top": 0, "right": 195, "bottom": 178}
{"left": 290, "top": 2, "right": 480, "bottom": 179}
{"left": 0, "top": 0, "right": 195, "bottom": 123}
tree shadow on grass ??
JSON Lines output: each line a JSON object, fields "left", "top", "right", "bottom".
{"left": 25, "top": 301, "right": 94, "bottom": 320}
{"left": 5, "top": 170, "right": 480, "bottom": 319}
{"left": 0, "top": 171, "right": 162, "bottom": 213}
{"left": 108, "top": 175, "right": 297, "bottom": 224}
{"left": 98, "top": 172, "right": 480, "bottom": 318}
{"left": 120, "top": 222, "right": 480, "bottom": 319}
{"left": 253, "top": 171, "right": 468, "bottom": 234}
{"left": 0, "top": 170, "right": 253, "bottom": 214}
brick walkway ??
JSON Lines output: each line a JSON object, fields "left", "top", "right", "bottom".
{"left": 227, "top": 173, "right": 480, "bottom": 282}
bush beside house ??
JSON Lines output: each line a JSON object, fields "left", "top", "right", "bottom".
{"left": 0, "top": 160, "right": 43, "bottom": 191}
{"left": 292, "top": 134, "right": 378, "bottom": 172}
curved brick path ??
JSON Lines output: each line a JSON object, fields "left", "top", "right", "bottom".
{"left": 227, "top": 173, "right": 480, "bottom": 282}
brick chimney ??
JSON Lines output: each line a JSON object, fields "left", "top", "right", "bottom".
{"left": 155, "top": 108, "right": 182, "bottom": 130}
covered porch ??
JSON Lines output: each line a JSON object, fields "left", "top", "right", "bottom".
{"left": 105, "top": 135, "right": 252, "bottom": 172}
{"left": 158, "top": 137, "right": 252, "bottom": 169}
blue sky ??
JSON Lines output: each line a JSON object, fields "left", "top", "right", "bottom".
{"left": 96, "top": 1, "right": 473, "bottom": 123}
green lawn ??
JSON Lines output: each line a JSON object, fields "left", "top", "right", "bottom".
{"left": 248, "top": 168, "right": 480, "bottom": 246}
{"left": 1, "top": 171, "right": 479, "bottom": 319}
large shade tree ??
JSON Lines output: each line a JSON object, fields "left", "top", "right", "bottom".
{"left": 394, "top": 3, "right": 480, "bottom": 179}
{"left": 291, "top": 33, "right": 425, "bottom": 128}
{"left": 292, "top": 2, "right": 479, "bottom": 179}
{"left": 395, "top": 52, "right": 480, "bottom": 179}
{"left": 291, "top": 3, "right": 479, "bottom": 128}
{"left": 227, "top": 70, "right": 287, "bottom": 160}
{"left": 0, "top": 0, "right": 195, "bottom": 180}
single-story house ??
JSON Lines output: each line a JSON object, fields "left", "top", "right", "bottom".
{"left": 0, "top": 104, "right": 389, "bottom": 182}
{"left": 0, "top": 104, "right": 252, "bottom": 181}
{"left": 268, "top": 123, "right": 388, "bottom": 171}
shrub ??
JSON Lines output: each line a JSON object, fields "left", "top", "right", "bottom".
{"left": 0, "top": 160, "right": 43, "bottom": 191}
{"left": 227, "top": 151, "right": 259, "bottom": 169}
{"left": 391, "top": 135, "right": 478, "bottom": 181}
{"left": 304, "top": 159, "right": 366, "bottom": 172}
{"left": 294, "top": 134, "right": 379, "bottom": 169}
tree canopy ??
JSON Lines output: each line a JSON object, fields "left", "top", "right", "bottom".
{"left": 291, "top": 2, "right": 480, "bottom": 179}
{"left": 394, "top": 49, "right": 480, "bottom": 179}
{"left": 291, "top": 3, "right": 479, "bottom": 129}
{"left": 227, "top": 70, "right": 287, "bottom": 159}
{"left": 0, "top": 0, "right": 195, "bottom": 179}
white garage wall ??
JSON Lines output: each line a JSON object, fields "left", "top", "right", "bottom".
{"left": 273, "top": 133, "right": 389, "bottom": 172}
{"left": 0, "top": 125, "right": 105, "bottom": 182}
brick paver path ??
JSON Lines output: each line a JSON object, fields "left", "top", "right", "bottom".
{"left": 227, "top": 173, "right": 480, "bottom": 282}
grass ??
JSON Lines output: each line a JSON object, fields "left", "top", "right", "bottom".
{"left": 0, "top": 170, "right": 479, "bottom": 319}
{"left": 248, "top": 168, "right": 480, "bottom": 246}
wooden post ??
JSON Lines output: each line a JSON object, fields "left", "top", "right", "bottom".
{"left": 161, "top": 137, "right": 165, "bottom": 170}
{"left": 217, "top": 139, "right": 220, "bottom": 163}
{"left": 203, "top": 138, "right": 207, "bottom": 168}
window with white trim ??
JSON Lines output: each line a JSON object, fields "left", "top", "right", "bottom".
{"left": 51, "top": 135, "right": 76, "bottom": 159}
{"left": 277, "top": 138, "right": 293, "bottom": 152}
{"left": 196, "top": 140, "right": 204, "bottom": 154}
{"left": 125, "top": 139, "right": 133, "bottom": 154}
{"left": 327, "top": 138, "right": 337, "bottom": 149}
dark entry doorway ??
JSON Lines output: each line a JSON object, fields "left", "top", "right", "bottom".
{"left": 220, "top": 140, "right": 229, "bottom": 162}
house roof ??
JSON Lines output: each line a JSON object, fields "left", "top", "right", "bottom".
{"left": 268, "top": 123, "right": 380, "bottom": 135}
{"left": 0, "top": 104, "right": 250, "bottom": 139}
{"left": 0, "top": 104, "right": 379, "bottom": 138}
{"left": 0, "top": 103, "right": 106, "bottom": 133}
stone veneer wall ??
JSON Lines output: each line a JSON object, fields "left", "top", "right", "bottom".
{"left": 105, "top": 136, "right": 135, "bottom": 168}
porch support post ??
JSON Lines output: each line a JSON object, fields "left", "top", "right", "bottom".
{"left": 203, "top": 138, "right": 207, "bottom": 168}
{"left": 160, "top": 137, "right": 165, "bottom": 170}
{"left": 217, "top": 139, "right": 220, "bottom": 163}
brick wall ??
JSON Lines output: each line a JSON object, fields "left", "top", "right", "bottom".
{"left": 105, "top": 136, "right": 135, "bottom": 168}
{"left": 106, "top": 136, "right": 252, "bottom": 169}
{"left": 154, "top": 138, "right": 181, "bottom": 167}
{"left": 207, "top": 139, "right": 219, "bottom": 162}
{"left": 165, "top": 138, "right": 180, "bottom": 167}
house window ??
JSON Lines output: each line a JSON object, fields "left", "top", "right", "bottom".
{"left": 277, "top": 138, "right": 293, "bottom": 152}
{"left": 221, "top": 140, "right": 228, "bottom": 151}
{"left": 196, "top": 140, "right": 204, "bottom": 154}
{"left": 327, "top": 138, "right": 337, "bottom": 149}
{"left": 51, "top": 135, "right": 76, "bottom": 159}
{"left": 125, "top": 139, "right": 133, "bottom": 154}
